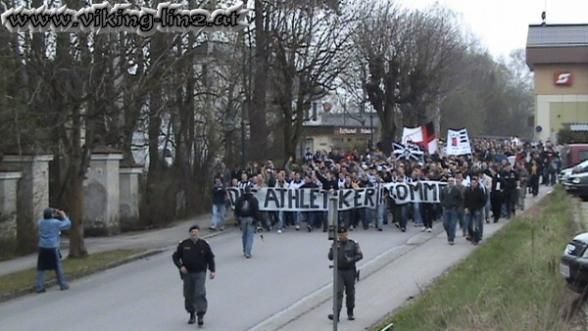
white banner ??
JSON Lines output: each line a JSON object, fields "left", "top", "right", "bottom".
{"left": 446, "top": 128, "right": 472, "bottom": 155}
{"left": 383, "top": 181, "right": 447, "bottom": 205}
{"left": 402, "top": 126, "right": 423, "bottom": 144}
{"left": 227, "top": 181, "right": 447, "bottom": 211}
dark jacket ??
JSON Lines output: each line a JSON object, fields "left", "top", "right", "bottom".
{"left": 328, "top": 239, "right": 363, "bottom": 270}
{"left": 234, "top": 193, "right": 260, "bottom": 220}
{"left": 464, "top": 186, "right": 486, "bottom": 211}
{"left": 316, "top": 172, "right": 338, "bottom": 190}
{"left": 212, "top": 185, "right": 227, "bottom": 205}
{"left": 500, "top": 170, "right": 519, "bottom": 192}
{"left": 440, "top": 185, "right": 463, "bottom": 210}
{"left": 172, "top": 238, "right": 215, "bottom": 273}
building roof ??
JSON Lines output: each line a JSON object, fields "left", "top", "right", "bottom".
{"left": 527, "top": 24, "right": 588, "bottom": 48}
{"left": 526, "top": 24, "right": 588, "bottom": 70}
{"left": 305, "top": 112, "right": 381, "bottom": 128}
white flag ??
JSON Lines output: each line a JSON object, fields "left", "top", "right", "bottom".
{"left": 402, "top": 127, "right": 423, "bottom": 144}
{"left": 445, "top": 129, "right": 472, "bottom": 155}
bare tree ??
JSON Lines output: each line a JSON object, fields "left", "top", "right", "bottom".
{"left": 268, "top": 0, "right": 354, "bottom": 160}
{"left": 355, "top": 2, "right": 463, "bottom": 153}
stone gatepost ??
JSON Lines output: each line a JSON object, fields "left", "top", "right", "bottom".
{"left": 119, "top": 167, "right": 143, "bottom": 231}
{"left": 0, "top": 171, "right": 22, "bottom": 251}
{"left": 84, "top": 153, "right": 123, "bottom": 236}
{"left": 2, "top": 155, "right": 53, "bottom": 253}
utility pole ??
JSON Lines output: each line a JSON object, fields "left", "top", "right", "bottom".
{"left": 327, "top": 196, "right": 339, "bottom": 330}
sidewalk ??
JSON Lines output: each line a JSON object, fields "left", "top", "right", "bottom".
{"left": 0, "top": 212, "right": 231, "bottom": 277}
{"left": 254, "top": 187, "right": 552, "bottom": 331}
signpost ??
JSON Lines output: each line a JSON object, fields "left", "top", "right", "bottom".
{"left": 327, "top": 196, "right": 339, "bottom": 330}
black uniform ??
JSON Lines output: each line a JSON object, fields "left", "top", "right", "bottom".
{"left": 500, "top": 169, "right": 519, "bottom": 218}
{"left": 172, "top": 238, "right": 215, "bottom": 323}
{"left": 328, "top": 236, "right": 363, "bottom": 320}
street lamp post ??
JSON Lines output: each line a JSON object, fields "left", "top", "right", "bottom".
{"left": 369, "top": 111, "right": 374, "bottom": 149}
{"left": 241, "top": 102, "right": 246, "bottom": 169}
{"left": 328, "top": 196, "right": 339, "bottom": 330}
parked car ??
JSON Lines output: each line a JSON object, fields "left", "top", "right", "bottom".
{"left": 560, "top": 144, "right": 588, "bottom": 170}
{"left": 563, "top": 172, "right": 588, "bottom": 199}
{"left": 560, "top": 232, "right": 588, "bottom": 293}
{"left": 560, "top": 160, "right": 588, "bottom": 183}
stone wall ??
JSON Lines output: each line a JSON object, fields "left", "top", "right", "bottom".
{"left": 83, "top": 153, "right": 123, "bottom": 236}
{"left": 2, "top": 155, "right": 53, "bottom": 252}
{"left": 0, "top": 172, "right": 22, "bottom": 251}
{"left": 119, "top": 167, "right": 142, "bottom": 230}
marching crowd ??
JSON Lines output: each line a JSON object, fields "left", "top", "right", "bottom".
{"left": 210, "top": 138, "right": 562, "bottom": 245}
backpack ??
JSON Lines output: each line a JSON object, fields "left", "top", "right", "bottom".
{"left": 240, "top": 197, "right": 251, "bottom": 214}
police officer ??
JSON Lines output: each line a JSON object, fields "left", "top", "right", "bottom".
{"left": 328, "top": 225, "right": 363, "bottom": 322}
{"left": 172, "top": 225, "right": 216, "bottom": 327}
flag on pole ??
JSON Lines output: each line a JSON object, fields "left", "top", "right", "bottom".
{"left": 392, "top": 142, "right": 424, "bottom": 162}
{"left": 401, "top": 121, "right": 438, "bottom": 154}
{"left": 445, "top": 128, "right": 472, "bottom": 155}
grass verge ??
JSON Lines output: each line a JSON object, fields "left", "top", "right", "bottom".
{"left": 0, "top": 249, "right": 154, "bottom": 302}
{"left": 374, "top": 188, "right": 578, "bottom": 331}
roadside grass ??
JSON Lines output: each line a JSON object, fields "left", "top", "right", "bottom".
{"left": 0, "top": 249, "right": 148, "bottom": 301}
{"left": 375, "top": 188, "right": 578, "bottom": 331}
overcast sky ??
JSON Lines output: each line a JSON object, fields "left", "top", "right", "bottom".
{"left": 397, "top": 0, "right": 588, "bottom": 59}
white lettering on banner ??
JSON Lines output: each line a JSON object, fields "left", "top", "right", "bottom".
{"left": 227, "top": 181, "right": 447, "bottom": 211}
{"left": 383, "top": 181, "right": 446, "bottom": 204}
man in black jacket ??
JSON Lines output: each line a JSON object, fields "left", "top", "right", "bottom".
{"left": 440, "top": 177, "right": 463, "bottom": 245}
{"left": 464, "top": 176, "right": 487, "bottom": 244}
{"left": 500, "top": 163, "right": 519, "bottom": 219}
{"left": 328, "top": 226, "right": 363, "bottom": 322}
{"left": 172, "top": 225, "right": 216, "bottom": 327}
{"left": 234, "top": 185, "right": 260, "bottom": 258}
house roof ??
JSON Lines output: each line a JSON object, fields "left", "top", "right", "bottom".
{"left": 305, "top": 112, "right": 381, "bottom": 128}
{"left": 526, "top": 24, "right": 588, "bottom": 69}
{"left": 527, "top": 24, "right": 588, "bottom": 48}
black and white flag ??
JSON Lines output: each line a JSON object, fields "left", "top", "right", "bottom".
{"left": 392, "top": 142, "right": 424, "bottom": 162}
{"left": 446, "top": 128, "right": 472, "bottom": 155}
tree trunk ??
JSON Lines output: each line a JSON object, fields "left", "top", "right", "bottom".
{"left": 250, "top": 0, "right": 269, "bottom": 161}
{"left": 65, "top": 160, "right": 87, "bottom": 258}
{"left": 379, "top": 107, "right": 396, "bottom": 155}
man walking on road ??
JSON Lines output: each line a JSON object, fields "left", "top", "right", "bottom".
{"left": 234, "top": 184, "right": 261, "bottom": 258}
{"left": 464, "top": 176, "right": 487, "bottom": 245}
{"left": 172, "top": 225, "right": 216, "bottom": 327}
{"left": 440, "top": 177, "right": 463, "bottom": 245}
{"left": 328, "top": 226, "right": 363, "bottom": 322}
{"left": 210, "top": 178, "right": 228, "bottom": 231}
{"left": 36, "top": 208, "right": 71, "bottom": 293}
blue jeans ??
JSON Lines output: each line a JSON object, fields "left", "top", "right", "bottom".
{"left": 484, "top": 197, "right": 491, "bottom": 221}
{"left": 399, "top": 204, "right": 409, "bottom": 230}
{"left": 377, "top": 203, "right": 388, "bottom": 229}
{"left": 443, "top": 209, "right": 458, "bottom": 242}
{"left": 212, "top": 203, "right": 225, "bottom": 228}
{"left": 412, "top": 203, "right": 423, "bottom": 225}
{"left": 36, "top": 248, "right": 68, "bottom": 290}
{"left": 458, "top": 210, "right": 466, "bottom": 235}
{"left": 466, "top": 209, "right": 483, "bottom": 242}
{"left": 239, "top": 217, "right": 256, "bottom": 257}
{"left": 277, "top": 210, "right": 285, "bottom": 230}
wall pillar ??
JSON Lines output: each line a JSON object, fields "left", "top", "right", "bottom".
{"left": 119, "top": 167, "right": 142, "bottom": 231}
{"left": 2, "top": 155, "right": 53, "bottom": 253}
{"left": 84, "top": 153, "right": 123, "bottom": 236}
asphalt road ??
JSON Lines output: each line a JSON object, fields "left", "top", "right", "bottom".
{"left": 0, "top": 225, "right": 424, "bottom": 331}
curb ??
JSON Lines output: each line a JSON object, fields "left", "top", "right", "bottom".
{"left": 367, "top": 189, "right": 553, "bottom": 331}
{"left": 0, "top": 228, "right": 230, "bottom": 304}
{"left": 0, "top": 249, "right": 163, "bottom": 304}
{"left": 248, "top": 226, "right": 445, "bottom": 331}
